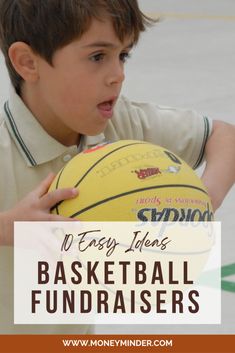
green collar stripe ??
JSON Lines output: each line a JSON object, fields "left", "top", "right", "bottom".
{"left": 193, "top": 116, "right": 210, "bottom": 169}
{"left": 4, "top": 101, "right": 37, "bottom": 166}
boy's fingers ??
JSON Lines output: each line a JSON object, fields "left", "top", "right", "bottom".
{"left": 41, "top": 187, "right": 78, "bottom": 209}
{"left": 35, "top": 173, "right": 56, "bottom": 197}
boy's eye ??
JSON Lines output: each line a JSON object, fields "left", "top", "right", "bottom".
{"left": 120, "top": 52, "right": 131, "bottom": 63}
{"left": 89, "top": 51, "right": 131, "bottom": 63}
{"left": 90, "top": 53, "right": 105, "bottom": 62}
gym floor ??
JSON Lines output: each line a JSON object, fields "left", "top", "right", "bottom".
{"left": 0, "top": 0, "right": 234, "bottom": 335}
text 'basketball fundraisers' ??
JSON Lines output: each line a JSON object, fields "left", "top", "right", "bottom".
{"left": 14, "top": 222, "right": 221, "bottom": 325}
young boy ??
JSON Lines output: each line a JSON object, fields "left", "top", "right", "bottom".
{"left": 0, "top": 0, "right": 234, "bottom": 334}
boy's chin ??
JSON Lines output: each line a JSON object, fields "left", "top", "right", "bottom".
{"left": 82, "top": 124, "right": 108, "bottom": 137}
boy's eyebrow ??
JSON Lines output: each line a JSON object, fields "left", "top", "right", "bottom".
{"left": 81, "top": 41, "right": 134, "bottom": 49}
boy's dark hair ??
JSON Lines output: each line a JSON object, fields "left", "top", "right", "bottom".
{"left": 0, "top": 0, "right": 153, "bottom": 94}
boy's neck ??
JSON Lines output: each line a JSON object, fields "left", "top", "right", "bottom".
{"left": 20, "top": 84, "right": 80, "bottom": 147}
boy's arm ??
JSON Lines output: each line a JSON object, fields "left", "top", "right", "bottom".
{"left": 0, "top": 173, "right": 78, "bottom": 246}
{"left": 202, "top": 120, "right": 235, "bottom": 211}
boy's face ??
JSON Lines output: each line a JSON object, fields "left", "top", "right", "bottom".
{"left": 32, "top": 17, "right": 133, "bottom": 145}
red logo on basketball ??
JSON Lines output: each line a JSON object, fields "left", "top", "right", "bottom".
{"left": 133, "top": 167, "right": 161, "bottom": 179}
{"left": 84, "top": 142, "right": 110, "bottom": 154}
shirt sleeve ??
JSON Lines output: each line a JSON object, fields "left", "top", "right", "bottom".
{"left": 105, "top": 95, "right": 212, "bottom": 169}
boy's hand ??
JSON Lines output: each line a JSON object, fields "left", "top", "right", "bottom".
{"left": 0, "top": 173, "right": 78, "bottom": 246}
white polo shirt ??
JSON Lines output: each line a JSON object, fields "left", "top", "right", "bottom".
{"left": 0, "top": 88, "right": 211, "bottom": 212}
{"left": 0, "top": 87, "right": 212, "bottom": 334}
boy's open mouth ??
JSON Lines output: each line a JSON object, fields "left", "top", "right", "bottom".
{"left": 97, "top": 100, "right": 113, "bottom": 111}
{"left": 97, "top": 97, "right": 117, "bottom": 119}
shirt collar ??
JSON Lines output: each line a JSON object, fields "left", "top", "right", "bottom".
{"left": 3, "top": 87, "right": 105, "bottom": 167}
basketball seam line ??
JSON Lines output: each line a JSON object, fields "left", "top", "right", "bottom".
{"left": 53, "top": 141, "right": 148, "bottom": 213}
{"left": 74, "top": 141, "right": 148, "bottom": 188}
{"left": 54, "top": 166, "right": 67, "bottom": 215}
{"left": 4, "top": 101, "right": 37, "bottom": 166}
{"left": 69, "top": 184, "right": 208, "bottom": 218}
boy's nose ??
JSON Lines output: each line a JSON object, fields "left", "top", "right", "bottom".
{"left": 105, "top": 63, "right": 125, "bottom": 86}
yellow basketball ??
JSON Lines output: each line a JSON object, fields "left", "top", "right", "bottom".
{"left": 49, "top": 140, "right": 213, "bottom": 221}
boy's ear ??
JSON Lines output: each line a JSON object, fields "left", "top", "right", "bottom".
{"left": 8, "top": 42, "right": 39, "bottom": 83}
